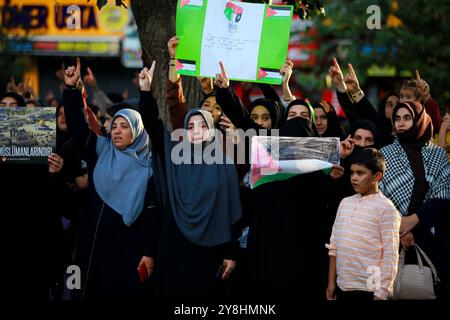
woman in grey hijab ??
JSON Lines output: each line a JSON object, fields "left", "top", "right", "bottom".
{"left": 138, "top": 63, "right": 242, "bottom": 301}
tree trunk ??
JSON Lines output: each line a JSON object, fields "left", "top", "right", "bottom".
{"left": 132, "top": 0, "right": 203, "bottom": 128}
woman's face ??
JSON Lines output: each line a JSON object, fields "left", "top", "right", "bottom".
{"left": 250, "top": 105, "right": 272, "bottom": 129}
{"left": 384, "top": 95, "right": 399, "bottom": 119}
{"left": 0, "top": 96, "right": 19, "bottom": 107}
{"left": 57, "top": 106, "right": 68, "bottom": 132}
{"left": 314, "top": 107, "right": 328, "bottom": 136}
{"left": 394, "top": 107, "right": 414, "bottom": 133}
{"left": 201, "top": 96, "right": 222, "bottom": 124}
{"left": 103, "top": 115, "right": 113, "bottom": 134}
{"left": 287, "top": 105, "right": 310, "bottom": 122}
{"left": 187, "top": 114, "right": 210, "bottom": 144}
{"left": 111, "top": 116, "right": 133, "bottom": 149}
{"left": 353, "top": 128, "right": 375, "bottom": 147}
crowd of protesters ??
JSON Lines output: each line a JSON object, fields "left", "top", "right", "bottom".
{"left": 1, "top": 36, "right": 449, "bottom": 301}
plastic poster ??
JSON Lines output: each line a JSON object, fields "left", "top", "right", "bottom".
{"left": 250, "top": 136, "right": 340, "bottom": 188}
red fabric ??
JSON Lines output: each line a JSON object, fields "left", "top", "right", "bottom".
{"left": 424, "top": 97, "right": 442, "bottom": 136}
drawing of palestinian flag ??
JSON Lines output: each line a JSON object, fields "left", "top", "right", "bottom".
{"left": 179, "top": 0, "right": 204, "bottom": 9}
{"left": 257, "top": 67, "right": 282, "bottom": 83}
{"left": 176, "top": 59, "right": 197, "bottom": 76}
{"left": 249, "top": 136, "right": 340, "bottom": 189}
{"left": 266, "top": 5, "right": 291, "bottom": 18}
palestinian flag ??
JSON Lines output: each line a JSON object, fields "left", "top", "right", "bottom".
{"left": 176, "top": 59, "right": 197, "bottom": 75}
{"left": 257, "top": 67, "right": 282, "bottom": 83}
{"left": 266, "top": 6, "right": 291, "bottom": 18}
{"left": 179, "top": 0, "right": 203, "bottom": 9}
{"left": 250, "top": 136, "right": 340, "bottom": 189}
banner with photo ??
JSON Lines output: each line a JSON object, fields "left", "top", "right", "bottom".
{"left": 176, "top": 0, "right": 293, "bottom": 84}
{"left": 0, "top": 107, "right": 56, "bottom": 164}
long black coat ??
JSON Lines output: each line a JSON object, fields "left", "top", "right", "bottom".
{"left": 63, "top": 88, "right": 158, "bottom": 300}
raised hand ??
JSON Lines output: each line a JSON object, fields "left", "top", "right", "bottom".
{"left": 138, "top": 61, "right": 156, "bottom": 92}
{"left": 339, "top": 134, "right": 355, "bottom": 159}
{"left": 280, "top": 60, "right": 294, "bottom": 84}
{"left": 214, "top": 61, "right": 230, "bottom": 89}
{"left": 328, "top": 57, "right": 346, "bottom": 92}
{"left": 415, "top": 70, "right": 430, "bottom": 102}
{"left": 6, "top": 76, "right": 17, "bottom": 93}
{"left": 83, "top": 67, "right": 98, "bottom": 88}
{"left": 167, "top": 36, "right": 179, "bottom": 59}
{"left": 198, "top": 77, "right": 214, "bottom": 94}
{"left": 64, "top": 58, "right": 81, "bottom": 87}
{"left": 219, "top": 114, "right": 237, "bottom": 134}
{"left": 344, "top": 63, "right": 360, "bottom": 93}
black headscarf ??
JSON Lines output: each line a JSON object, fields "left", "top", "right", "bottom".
{"left": 1, "top": 92, "right": 26, "bottom": 107}
{"left": 55, "top": 103, "right": 71, "bottom": 153}
{"left": 391, "top": 102, "right": 433, "bottom": 214}
{"left": 350, "top": 119, "right": 380, "bottom": 150}
{"left": 283, "top": 99, "right": 319, "bottom": 136}
{"left": 377, "top": 92, "right": 399, "bottom": 146}
{"left": 160, "top": 108, "right": 242, "bottom": 247}
{"left": 312, "top": 100, "right": 344, "bottom": 139}
{"left": 248, "top": 98, "right": 282, "bottom": 129}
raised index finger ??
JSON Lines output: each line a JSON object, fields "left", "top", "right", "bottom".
{"left": 76, "top": 58, "right": 81, "bottom": 73}
{"left": 219, "top": 61, "right": 227, "bottom": 77}
{"left": 332, "top": 57, "right": 341, "bottom": 72}
{"left": 348, "top": 63, "right": 357, "bottom": 78}
{"left": 415, "top": 69, "right": 421, "bottom": 81}
{"left": 148, "top": 60, "right": 156, "bottom": 77}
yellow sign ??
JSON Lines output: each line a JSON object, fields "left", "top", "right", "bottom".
{"left": 0, "top": 0, "right": 130, "bottom": 37}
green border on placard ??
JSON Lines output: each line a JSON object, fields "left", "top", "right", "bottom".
{"left": 251, "top": 173, "right": 298, "bottom": 189}
{"left": 176, "top": 0, "right": 208, "bottom": 76}
{"left": 255, "top": 4, "right": 293, "bottom": 84}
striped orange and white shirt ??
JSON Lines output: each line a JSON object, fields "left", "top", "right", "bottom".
{"left": 327, "top": 191, "right": 401, "bottom": 300}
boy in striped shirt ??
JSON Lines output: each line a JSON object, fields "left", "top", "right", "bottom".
{"left": 326, "top": 148, "right": 400, "bottom": 300}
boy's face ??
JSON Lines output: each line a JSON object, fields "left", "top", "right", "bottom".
{"left": 399, "top": 88, "right": 419, "bottom": 104}
{"left": 350, "top": 163, "right": 381, "bottom": 196}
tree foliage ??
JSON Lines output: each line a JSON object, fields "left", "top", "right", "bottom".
{"left": 310, "top": 0, "right": 450, "bottom": 105}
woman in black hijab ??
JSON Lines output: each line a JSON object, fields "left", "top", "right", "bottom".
{"left": 138, "top": 65, "right": 242, "bottom": 301}
{"left": 312, "top": 100, "right": 344, "bottom": 139}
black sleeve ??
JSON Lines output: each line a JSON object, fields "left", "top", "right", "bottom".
{"left": 258, "top": 83, "right": 281, "bottom": 103}
{"left": 139, "top": 91, "right": 165, "bottom": 154}
{"left": 140, "top": 177, "right": 159, "bottom": 258}
{"left": 63, "top": 88, "right": 98, "bottom": 174}
{"left": 216, "top": 87, "right": 264, "bottom": 131}
{"left": 354, "top": 96, "right": 381, "bottom": 127}
{"left": 415, "top": 199, "right": 450, "bottom": 231}
{"left": 336, "top": 90, "right": 358, "bottom": 125}
{"left": 222, "top": 222, "right": 242, "bottom": 261}
{"left": 337, "top": 90, "right": 380, "bottom": 127}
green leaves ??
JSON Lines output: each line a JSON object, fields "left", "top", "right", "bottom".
{"left": 286, "top": 1, "right": 326, "bottom": 20}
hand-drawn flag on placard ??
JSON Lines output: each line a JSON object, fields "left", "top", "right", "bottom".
{"left": 257, "top": 67, "right": 282, "bottom": 82}
{"left": 250, "top": 136, "right": 340, "bottom": 189}
{"left": 176, "top": 59, "right": 197, "bottom": 75}
{"left": 266, "top": 6, "right": 291, "bottom": 18}
{"left": 180, "top": 0, "right": 204, "bottom": 9}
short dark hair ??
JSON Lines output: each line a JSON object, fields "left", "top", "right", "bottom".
{"left": 350, "top": 148, "right": 386, "bottom": 175}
